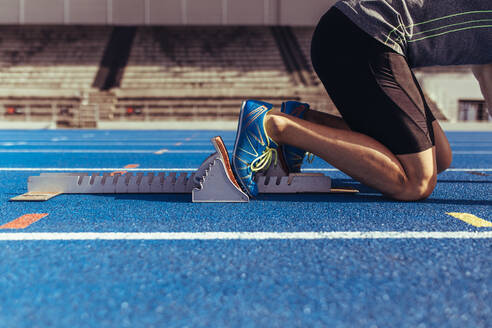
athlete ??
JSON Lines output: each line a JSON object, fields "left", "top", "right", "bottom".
{"left": 231, "top": 0, "right": 492, "bottom": 201}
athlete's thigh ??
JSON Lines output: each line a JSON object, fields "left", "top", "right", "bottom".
{"left": 312, "top": 13, "right": 436, "bottom": 156}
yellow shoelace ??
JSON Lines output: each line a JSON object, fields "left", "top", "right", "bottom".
{"left": 306, "top": 152, "right": 315, "bottom": 164}
{"left": 250, "top": 146, "right": 278, "bottom": 172}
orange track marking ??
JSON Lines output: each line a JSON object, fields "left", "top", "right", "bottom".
{"left": 0, "top": 213, "right": 49, "bottom": 229}
{"left": 111, "top": 164, "right": 140, "bottom": 176}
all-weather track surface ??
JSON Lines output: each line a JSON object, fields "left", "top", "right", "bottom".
{"left": 0, "top": 129, "right": 490, "bottom": 328}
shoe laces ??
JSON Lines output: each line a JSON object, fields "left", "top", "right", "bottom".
{"left": 306, "top": 152, "right": 315, "bottom": 164}
{"left": 250, "top": 146, "right": 278, "bottom": 172}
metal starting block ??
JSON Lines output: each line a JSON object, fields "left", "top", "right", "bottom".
{"left": 12, "top": 136, "right": 356, "bottom": 203}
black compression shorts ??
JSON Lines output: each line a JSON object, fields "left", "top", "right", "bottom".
{"left": 310, "top": 7, "right": 436, "bottom": 155}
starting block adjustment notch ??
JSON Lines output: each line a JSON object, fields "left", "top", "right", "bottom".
{"left": 256, "top": 173, "right": 331, "bottom": 193}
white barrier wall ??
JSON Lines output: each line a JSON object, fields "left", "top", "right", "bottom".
{"left": 24, "top": 0, "right": 64, "bottom": 24}
{"left": 0, "top": 0, "right": 20, "bottom": 24}
{"left": 415, "top": 71, "right": 485, "bottom": 122}
{"left": 0, "top": 0, "right": 338, "bottom": 25}
{"left": 279, "top": 0, "right": 336, "bottom": 25}
{"left": 69, "top": 0, "right": 108, "bottom": 24}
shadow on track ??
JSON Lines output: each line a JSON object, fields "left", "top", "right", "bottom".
{"left": 86, "top": 178, "right": 491, "bottom": 206}
{"left": 103, "top": 194, "right": 191, "bottom": 203}
{"left": 256, "top": 194, "right": 492, "bottom": 206}
{"left": 437, "top": 180, "right": 492, "bottom": 184}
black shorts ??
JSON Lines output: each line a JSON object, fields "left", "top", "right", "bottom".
{"left": 310, "top": 7, "right": 436, "bottom": 155}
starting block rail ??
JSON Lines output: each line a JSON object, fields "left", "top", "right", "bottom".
{"left": 11, "top": 136, "right": 357, "bottom": 203}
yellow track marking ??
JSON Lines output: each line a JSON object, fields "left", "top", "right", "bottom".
{"left": 446, "top": 213, "right": 492, "bottom": 227}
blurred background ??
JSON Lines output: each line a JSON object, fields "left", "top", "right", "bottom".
{"left": 0, "top": 0, "right": 489, "bottom": 129}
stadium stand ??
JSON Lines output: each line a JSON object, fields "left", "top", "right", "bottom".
{"left": 0, "top": 26, "right": 110, "bottom": 91}
{"left": 122, "top": 26, "right": 292, "bottom": 91}
{"left": 114, "top": 26, "right": 336, "bottom": 120}
{"left": 292, "top": 27, "right": 317, "bottom": 81}
{"left": 272, "top": 26, "right": 318, "bottom": 88}
{"left": 0, "top": 25, "right": 448, "bottom": 125}
{"left": 0, "top": 25, "right": 111, "bottom": 127}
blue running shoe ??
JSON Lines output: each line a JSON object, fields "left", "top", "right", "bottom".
{"left": 281, "top": 101, "right": 310, "bottom": 173}
{"left": 232, "top": 100, "right": 279, "bottom": 197}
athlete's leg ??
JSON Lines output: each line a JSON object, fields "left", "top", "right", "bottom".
{"left": 408, "top": 69, "right": 452, "bottom": 175}
{"left": 290, "top": 107, "right": 451, "bottom": 174}
{"left": 303, "top": 109, "right": 350, "bottom": 130}
{"left": 277, "top": 106, "right": 450, "bottom": 177}
{"left": 266, "top": 113, "right": 436, "bottom": 201}
{"left": 275, "top": 6, "right": 443, "bottom": 200}
{"left": 432, "top": 120, "right": 452, "bottom": 174}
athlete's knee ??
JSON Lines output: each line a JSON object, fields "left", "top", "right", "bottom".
{"left": 408, "top": 174, "right": 436, "bottom": 200}
{"left": 391, "top": 173, "right": 437, "bottom": 201}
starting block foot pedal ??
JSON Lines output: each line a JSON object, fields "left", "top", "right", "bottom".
{"left": 192, "top": 136, "right": 249, "bottom": 203}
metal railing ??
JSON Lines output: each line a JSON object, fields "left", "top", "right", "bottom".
{"left": 1, "top": 102, "right": 99, "bottom": 127}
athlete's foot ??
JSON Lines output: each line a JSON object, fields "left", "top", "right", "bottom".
{"left": 231, "top": 100, "right": 279, "bottom": 197}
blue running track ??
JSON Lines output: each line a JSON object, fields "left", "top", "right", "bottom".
{"left": 0, "top": 129, "right": 490, "bottom": 327}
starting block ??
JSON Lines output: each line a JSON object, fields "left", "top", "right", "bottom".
{"left": 11, "top": 136, "right": 357, "bottom": 203}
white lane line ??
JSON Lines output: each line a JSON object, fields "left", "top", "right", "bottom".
{"left": 453, "top": 151, "right": 492, "bottom": 154}
{"left": 303, "top": 168, "right": 492, "bottom": 172}
{"left": 0, "top": 168, "right": 196, "bottom": 171}
{"left": 450, "top": 143, "right": 492, "bottom": 146}
{"left": 0, "top": 149, "right": 489, "bottom": 155}
{"left": 0, "top": 168, "right": 490, "bottom": 172}
{"left": 0, "top": 141, "right": 486, "bottom": 146}
{"left": 446, "top": 168, "right": 492, "bottom": 172}
{"left": 0, "top": 231, "right": 491, "bottom": 241}
{"left": 0, "top": 142, "right": 226, "bottom": 146}
{"left": 0, "top": 150, "right": 211, "bottom": 153}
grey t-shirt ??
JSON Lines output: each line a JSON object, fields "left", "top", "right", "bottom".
{"left": 334, "top": 0, "right": 492, "bottom": 68}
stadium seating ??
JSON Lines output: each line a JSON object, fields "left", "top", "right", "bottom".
{"left": 0, "top": 25, "right": 110, "bottom": 126}
{"left": 291, "top": 27, "right": 318, "bottom": 83}
{"left": 114, "top": 26, "right": 339, "bottom": 120}
{"left": 121, "top": 26, "right": 295, "bottom": 95}
{"left": 0, "top": 26, "right": 111, "bottom": 92}
{"left": 0, "top": 25, "right": 447, "bottom": 124}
